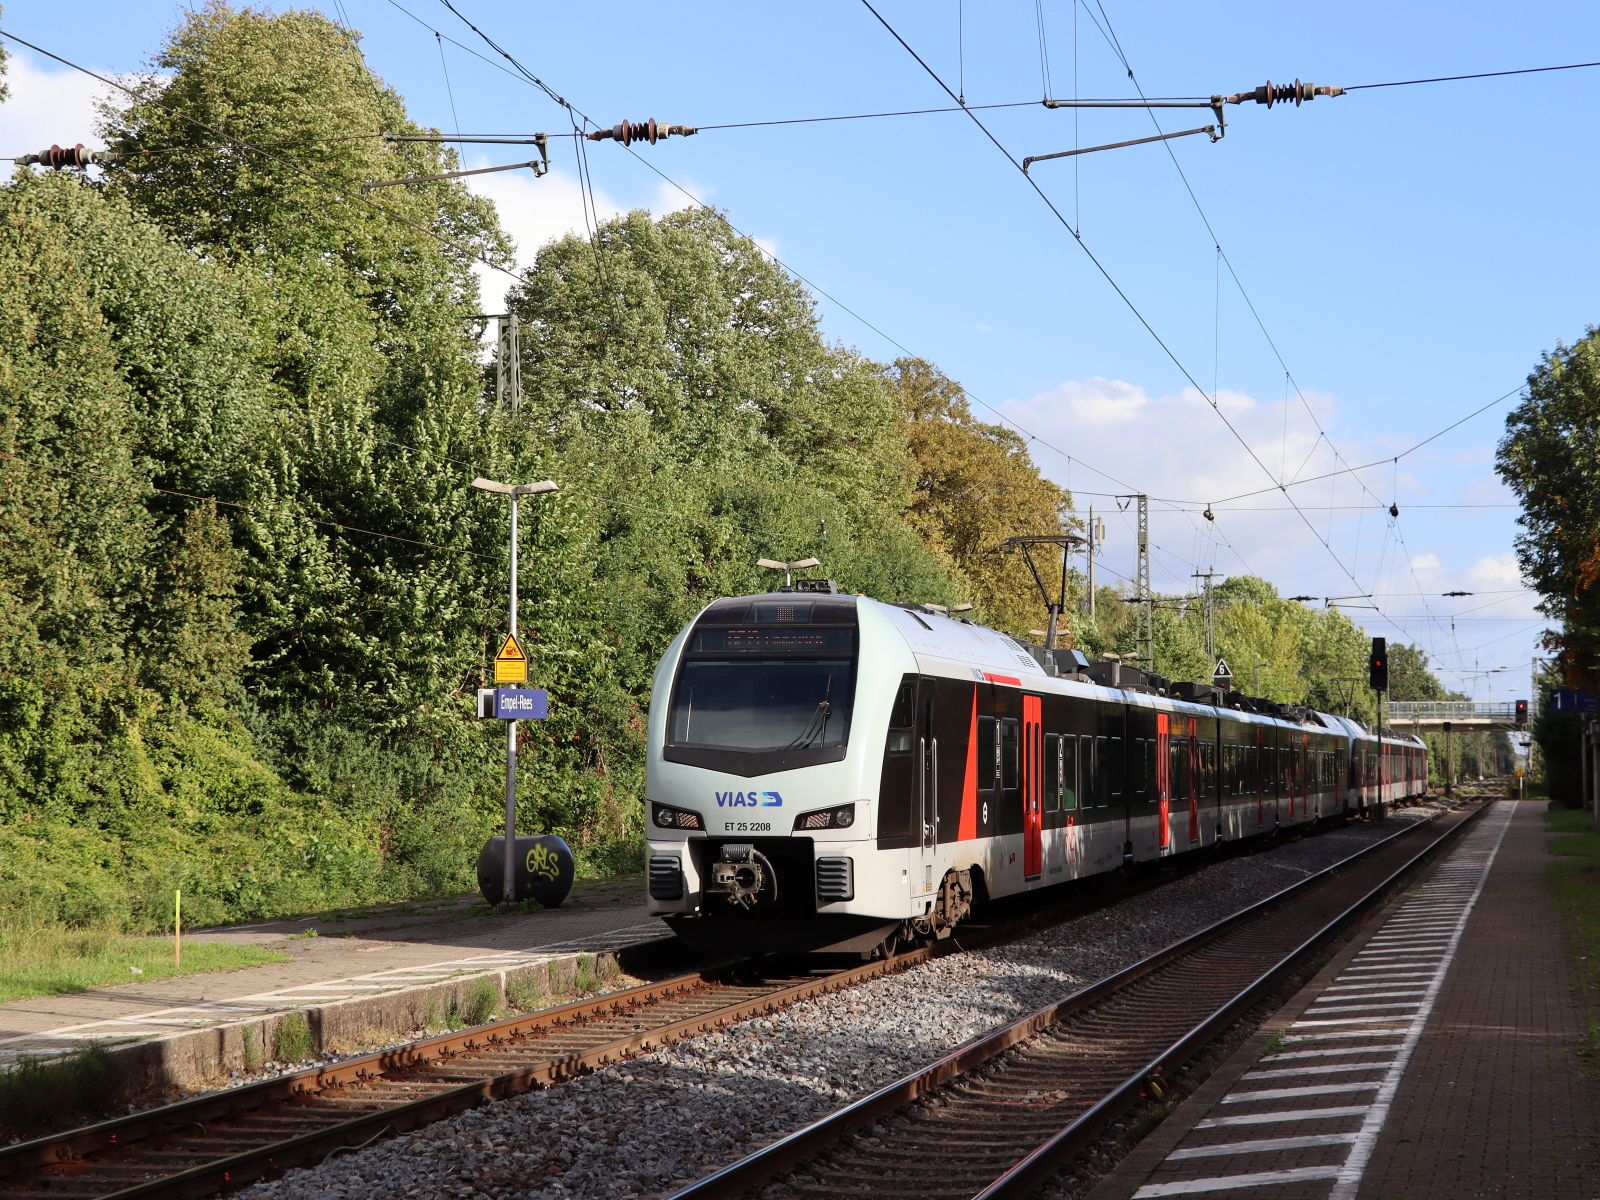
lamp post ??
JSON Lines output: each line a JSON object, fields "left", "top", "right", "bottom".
{"left": 471, "top": 476, "right": 558, "bottom": 907}
{"left": 756, "top": 556, "right": 820, "bottom": 589}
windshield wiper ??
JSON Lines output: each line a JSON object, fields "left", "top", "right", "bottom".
{"left": 787, "top": 673, "right": 834, "bottom": 749}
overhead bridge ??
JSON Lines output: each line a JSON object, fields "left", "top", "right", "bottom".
{"left": 1386, "top": 700, "right": 1524, "bottom": 733}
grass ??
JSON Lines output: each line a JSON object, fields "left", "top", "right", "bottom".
{"left": 0, "top": 1046, "right": 124, "bottom": 1138}
{"left": 460, "top": 979, "right": 499, "bottom": 1026}
{"left": 505, "top": 974, "right": 545, "bottom": 1011}
{"left": 0, "top": 921, "right": 288, "bottom": 1003}
{"left": 275, "top": 1011, "right": 313, "bottom": 1062}
{"left": 573, "top": 953, "right": 598, "bottom": 994}
{"left": 1545, "top": 808, "right": 1600, "bottom": 1067}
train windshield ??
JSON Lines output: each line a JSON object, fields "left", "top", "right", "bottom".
{"left": 669, "top": 660, "right": 855, "bottom": 753}
{"left": 663, "top": 596, "right": 860, "bottom": 772}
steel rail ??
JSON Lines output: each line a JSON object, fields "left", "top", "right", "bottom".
{"left": 666, "top": 796, "right": 1488, "bottom": 1200}
{"left": 1, "top": 959, "right": 928, "bottom": 1199}
{"left": 3, "top": 792, "right": 1464, "bottom": 1199}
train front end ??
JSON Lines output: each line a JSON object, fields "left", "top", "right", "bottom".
{"left": 644, "top": 590, "right": 911, "bottom": 955}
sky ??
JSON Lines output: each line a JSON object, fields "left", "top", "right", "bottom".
{"left": 3, "top": 0, "right": 1595, "bottom": 705}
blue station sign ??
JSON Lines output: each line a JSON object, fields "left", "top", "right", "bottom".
{"left": 1549, "top": 688, "right": 1599, "bottom": 714}
{"left": 494, "top": 688, "right": 549, "bottom": 720}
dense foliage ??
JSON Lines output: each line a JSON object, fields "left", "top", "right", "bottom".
{"left": 1496, "top": 328, "right": 1600, "bottom": 803}
{"left": 1, "top": 5, "right": 1474, "bottom": 931}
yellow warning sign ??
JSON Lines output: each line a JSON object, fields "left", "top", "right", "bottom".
{"left": 494, "top": 632, "right": 528, "bottom": 684}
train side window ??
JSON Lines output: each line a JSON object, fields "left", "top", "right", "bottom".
{"left": 1109, "top": 736, "right": 1123, "bottom": 800}
{"left": 1062, "top": 735, "right": 1079, "bottom": 811}
{"left": 1001, "top": 719, "right": 1020, "bottom": 792}
{"left": 1130, "top": 737, "right": 1147, "bottom": 800}
{"left": 1081, "top": 736, "right": 1096, "bottom": 808}
{"left": 1044, "top": 734, "right": 1060, "bottom": 812}
{"left": 1096, "top": 736, "right": 1110, "bottom": 806}
{"left": 977, "top": 717, "right": 996, "bottom": 790}
{"left": 887, "top": 682, "right": 915, "bottom": 753}
{"left": 1144, "top": 738, "right": 1156, "bottom": 800}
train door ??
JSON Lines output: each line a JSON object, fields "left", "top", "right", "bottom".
{"left": 1156, "top": 712, "right": 1171, "bottom": 852}
{"left": 914, "top": 678, "right": 939, "bottom": 898}
{"left": 1022, "top": 695, "right": 1043, "bottom": 879}
{"left": 1187, "top": 718, "right": 1202, "bottom": 845}
{"left": 1255, "top": 727, "right": 1266, "bottom": 828}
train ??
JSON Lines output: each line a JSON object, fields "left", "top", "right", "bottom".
{"left": 644, "top": 583, "right": 1428, "bottom": 955}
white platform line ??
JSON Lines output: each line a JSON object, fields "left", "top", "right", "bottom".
{"left": 1290, "top": 1017, "right": 1412, "bottom": 1029}
{"left": 1135, "top": 1166, "right": 1342, "bottom": 1196}
{"left": 1169, "top": 1132, "right": 1359, "bottom": 1160}
{"left": 1223, "top": 1081, "right": 1380, "bottom": 1103}
{"left": 1305, "top": 1001, "right": 1424, "bottom": 1015}
{"left": 1263, "top": 1045, "right": 1408, "bottom": 1062}
{"left": 1245, "top": 1062, "right": 1394, "bottom": 1080}
{"left": 1328, "top": 804, "right": 1513, "bottom": 1200}
{"left": 1198, "top": 1105, "right": 1372, "bottom": 1128}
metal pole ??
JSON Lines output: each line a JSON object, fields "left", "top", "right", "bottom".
{"left": 1136, "top": 495, "right": 1152, "bottom": 672}
{"left": 1086, "top": 507, "right": 1096, "bottom": 622}
{"left": 1581, "top": 716, "right": 1589, "bottom": 817}
{"left": 1443, "top": 719, "right": 1453, "bottom": 798}
{"left": 504, "top": 493, "right": 519, "bottom": 908}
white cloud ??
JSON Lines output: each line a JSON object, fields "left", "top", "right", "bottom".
{"left": 976, "top": 321, "right": 994, "bottom": 334}
{"left": 1409, "top": 552, "right": 1442, "bottom": 573}
{"left": 0, "top": 50, "right": 119, "bottom": 165}
{"left": 1467, "top": 552, "right": 1524, "bottom": 587}
{"left": 653, "top": 177, "right": 701, "bottom": 215}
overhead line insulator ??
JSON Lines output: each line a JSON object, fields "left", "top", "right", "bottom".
{"left": 16, "top": 143, "right": 118, "bottom": 169}
{"left": 1223, "top": 79, "right": 1345, "bottom": 108}
{"left": 586, "top": 118, "right": 697, "bottom": 146}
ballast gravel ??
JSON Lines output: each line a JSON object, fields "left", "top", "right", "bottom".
{"left": 242, "top": 804, "right": 1453, "bottom": 1200}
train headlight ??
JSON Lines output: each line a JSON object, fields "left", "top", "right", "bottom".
{"left": 794, "top": 804, "right": 856, "bottom": 831}
{"left": 652, "top": 803, "right": 703, "bottom": 831}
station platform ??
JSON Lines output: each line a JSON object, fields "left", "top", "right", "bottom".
{"left": 1092, "top": 798, "right": 1600, "bottom": 1199}
{"left": 0, "top": 876, "right": 672, "bottom": 1089}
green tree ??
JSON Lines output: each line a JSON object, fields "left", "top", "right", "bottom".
{"left": 1494, "top": 329, "right": 1598, "bottom": 799}
{"left": 1496, "top": 329, "right": 1600, "bottom": 685}
{"left": 889, "top": 357, "right": 1077, "bottom": 637}
{"left": 102, "top": 3, "right": 513, "bottom": 719}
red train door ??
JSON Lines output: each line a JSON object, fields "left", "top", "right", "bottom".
{"left": 1156, "top": 713, "right": 1171, "bottom": 849}
{"left": 1023, "top": 695, "right": 1043, "bottom": 879}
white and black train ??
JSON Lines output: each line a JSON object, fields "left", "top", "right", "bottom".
{"left": 645, "top": 585, "right": 1426, "bottom": 955}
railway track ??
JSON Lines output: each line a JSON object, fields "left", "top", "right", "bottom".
{"left": 0, "top": 958, "right": 921, "bottom": 1199}
{"left": 0, "top": 797, "right": 1473, "bottom": 1200}
{"left": 667, "top": 796, "right": 1490, "bottom": 1200}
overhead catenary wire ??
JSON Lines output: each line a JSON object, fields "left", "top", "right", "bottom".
{"left": 0, "top": 21, "right": 1523, "bottom": 678}
{"left": 856, "top": 1, "right": 1396, "bottom": 635}
{"left": 18, "top": 9, "right": 1516, "bottom": 659}
{"left": 0, "top": 27, "right": 532, "bottom": 288}
{"left": 392, "top": 0, "right": 1517, "bottom": 550}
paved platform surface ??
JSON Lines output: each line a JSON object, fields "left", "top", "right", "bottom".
{"left": 0, "top": 876, "right": 668, "bottom": 1076}
{"left": 1092, "top": 799, "right": 1600, "bottom": 1200}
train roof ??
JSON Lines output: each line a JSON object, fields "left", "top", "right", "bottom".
{"left": 697, "top": 590, "right": 1426, "bottom": 746}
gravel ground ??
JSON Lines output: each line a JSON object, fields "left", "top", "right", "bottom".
{"left": 242, "top": 802, "right": 1456, "bottom": 1200}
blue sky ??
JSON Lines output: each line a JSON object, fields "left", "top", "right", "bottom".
{"left": 4, "top": 1, "right": 1596, "bottom": 703}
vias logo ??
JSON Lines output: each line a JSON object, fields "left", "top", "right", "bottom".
{"left": 714, "top": 790, "right": 783, "bottom": 808}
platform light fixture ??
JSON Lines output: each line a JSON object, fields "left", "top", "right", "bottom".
{"left": 469, "top": 475, "right": 559, "bottom": 908}
{"left": 756, "top": 556, "right": 821, "bottom": 588}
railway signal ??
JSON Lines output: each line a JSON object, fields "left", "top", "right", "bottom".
{"left": 1368, "top": 638, "right": 1388, "bottom": 693}
{"left": 1515, "top": 698, "right": 1528, "bottom": 727}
